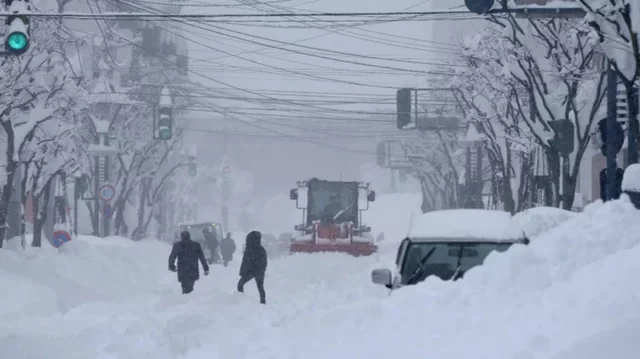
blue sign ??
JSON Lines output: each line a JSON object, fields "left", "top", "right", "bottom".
{"left": 51, "top": 230, "right": 72, "bottom": 248}
{"left": 103, "top": 203, "right": 114, "bottom": 219}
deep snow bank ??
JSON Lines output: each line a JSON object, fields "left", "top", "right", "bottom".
{"left": 512, "top": 206, "right": 578, "bottom": 239}
{"left": 261, "top": 197, "right": 640, "bottom": 359}
{"left": 1, "top": 243, "right": 389, "bottom": 359}
{"left": 3, "top": 197, "right": 638, "bottom": 359}
{"left": 0, "top": 235, "right": 175, "bottom": 314}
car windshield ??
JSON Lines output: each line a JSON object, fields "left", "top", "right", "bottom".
{"left": 307, "top": 181, "right": 358, "bottom": 224}
{"left": 400, "top": 241, "right": 513, "bottom": 285}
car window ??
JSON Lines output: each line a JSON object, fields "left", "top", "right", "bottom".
{"left": 400, "top": 241, "right": 513, "bottom": 285}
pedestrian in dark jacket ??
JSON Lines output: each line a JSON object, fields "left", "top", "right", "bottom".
{"left": 202, "top": 227, "right": 220, "bottom": 264}
{"left": 237, "top": 230, "right": 267, "bottom": 304}
{"left": 169, "top": 231, "right": 209, "bottom": 294}
{"left": 220, "top": 232, "right": 237, "bottom": 267}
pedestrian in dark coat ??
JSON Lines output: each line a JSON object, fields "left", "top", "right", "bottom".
{"left": 237, "top": 230, "right": 267, "bottom": 304}
{"left": 220, "top": 232, "right": 237, "bottom": 267}
{"left": 202, "top": 227, "right": 220, "bottom": 264}
{"left": 169, "top": 231, "right": 209, "bottom": 294}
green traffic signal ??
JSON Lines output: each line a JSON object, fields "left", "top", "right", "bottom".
{"left": 189, "top": 166, "right": 197, "bottom": 176}
{"left": 6, "top": 32, "right": 28, "bottom": 54}
{"left": 159, "top": 127, "right": 172, "bottom": 140}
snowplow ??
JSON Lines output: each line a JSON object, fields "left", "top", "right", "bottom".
{"left": 288, "top": 178, "right": 377, "bottom": 257}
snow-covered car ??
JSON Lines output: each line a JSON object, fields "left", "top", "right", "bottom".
{"left": 371, "top": 209, "right": 529, "bottom": 289}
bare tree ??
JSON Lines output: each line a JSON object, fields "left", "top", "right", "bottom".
{"left": 458, "top": 15, "right": 607, "bottom": 209}
{"left": 402, "top": 129, "right": 464, "bottom": 212}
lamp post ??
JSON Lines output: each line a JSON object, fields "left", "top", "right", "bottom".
{"left": 88, "top": 120, "right": 117, "bottom": 237}
{"left": 460, "top": 124, "right": 486, "bottom": 209}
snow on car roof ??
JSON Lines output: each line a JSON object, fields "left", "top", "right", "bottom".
{"left": 408, "top": 209, "right": 525, "bottom": 242}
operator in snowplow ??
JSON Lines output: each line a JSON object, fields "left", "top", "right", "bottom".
{"left": 321, "top": 195, "right": 344, "bottom": 225}
{"left": 169, "top": 231, "right": 209, "bottom": 294}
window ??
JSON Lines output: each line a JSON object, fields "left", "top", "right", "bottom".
{"left": 400, "top": 241, "right": 513, "bottom": 285}
{"left": 306, "top": 181, "right": 358, "bottom": 224}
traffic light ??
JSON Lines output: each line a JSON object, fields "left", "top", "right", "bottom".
{"left": 157, "top": 107, "right": 172, "bottom": 140}
{"left": 4, "top": 0, "right": 30, "bottom": 55}
{"left": 548, "top": 120, "right": 575, "bottom": 156}
{"left": 596, "top": 118, "right": 624, "bottom": 157}
{"left": 465, "top": 0, "right": 494, "bottom": 14}
{"left": 396, "top": 88, "right": 412, "bottom": 130}
{"left": 188, "top": 157, "right": 197, "bottom": 177}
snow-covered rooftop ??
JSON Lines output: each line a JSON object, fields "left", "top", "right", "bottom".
{"left": 408, "top": 209, "right": 525, "bottom": 241}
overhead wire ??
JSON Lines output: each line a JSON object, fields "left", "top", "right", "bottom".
{"left": 103, "top": 0, "right": 465, "bottom": 93}
{"left": 96, "top": 0, "right": 456, "bottom": 115}
{"left": 232, "top": 0, "right": 461, "bottom": 57}
{"left": 84, "top": 1, "right": 446, "bottom": 153}
{"left": 115, "top": 0, "right": 469, "bottom": 72}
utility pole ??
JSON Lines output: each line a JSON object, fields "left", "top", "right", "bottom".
{"left": 603, "top": 64, "right": 624, "bottom": 201}
{"left": 188, "top": 144, "right": 198, "bottom": 222}
{"left": 628, "top": 86, "right": 639, "bottom": 165}
{"left": 7, "top": 161, "right": 22, "bottom": 246}
{"left": 376, "top": 140, "right": 412, "bottom": 193}
{"left": 88, "top": 121, "right": 116, "bottom": 237}
{"left": 222, "top": 114, "right": 230, "bottom": 230}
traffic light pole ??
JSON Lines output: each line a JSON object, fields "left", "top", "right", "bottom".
{"left": 629, "top": 86, "right": 639, "bottom": 165}
{"left": 222, "top": 114, "right": 229, "bottom": 230}
{"left": 606, "top": 66, "right": 619, "bottom": 201}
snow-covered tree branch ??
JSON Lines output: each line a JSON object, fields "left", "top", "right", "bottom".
{"left": 457, "top": 15, "right": 606, "bottom": 209}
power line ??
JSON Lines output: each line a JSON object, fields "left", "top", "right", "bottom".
{"left": 0, "top": 10, "right": 475, "bottom": 19}
{"left": 109, "top": 6, "right": 467, "bottom": 77}
{"left": 0, "top": 7, "right": 586, "bottom": 19}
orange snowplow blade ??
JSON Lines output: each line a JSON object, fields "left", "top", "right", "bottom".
{"left": 289, "top": 242, "right": 377, "bottom": 257}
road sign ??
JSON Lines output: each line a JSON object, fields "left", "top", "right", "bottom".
{"left": 51, "top": 230, "right": 72, "bottom": 248}
{"left": 98, "top": 184, "right": 115, "bottom": 201}
{"left": 103, "top": 203, "right": 114, "bottom": 219}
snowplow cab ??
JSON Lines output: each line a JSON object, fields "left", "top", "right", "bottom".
{"left": 174, "top": 222, "right": 223, "bottom": 264}
{"left": 289, "top": 178, "right": 377, "bottom": 256}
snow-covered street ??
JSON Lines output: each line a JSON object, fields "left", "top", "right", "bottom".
{"left": 2, "top": 1, "right": 640, "bottom": 358}
{"left": 2, "top": 196, "right": 640, "bottom": 359}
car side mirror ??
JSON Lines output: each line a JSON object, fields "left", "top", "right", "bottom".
{"left": 367, "top": 190, "right": 376, "bottom": 202}
{"left": 371, "top": 268, "right": 392, "bottom": 286}
{"left": 289, "top": 188, "right": 298, "bottom": 200}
